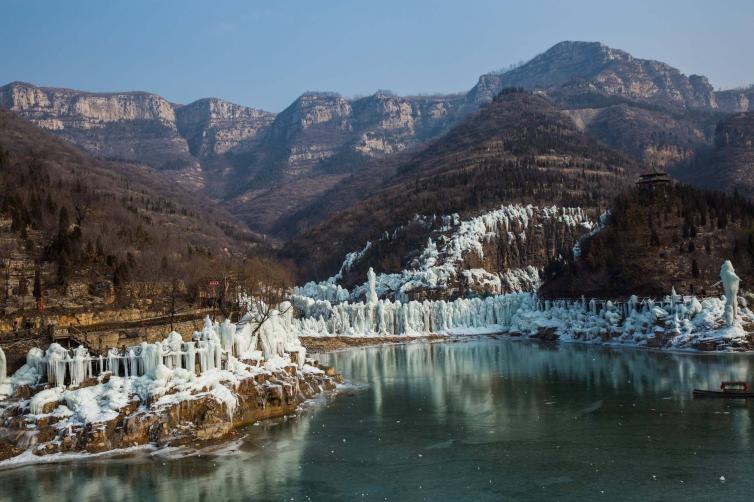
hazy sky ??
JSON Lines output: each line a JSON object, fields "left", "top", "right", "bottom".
{"left": 2, "top": 0, "right": 753, "bottom": 112}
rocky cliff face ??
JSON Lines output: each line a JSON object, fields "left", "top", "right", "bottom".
{"left": 251, "top": 90, "right": 465, "bottom": 177}
{"left": 222, "top": 91, "right": 468, "bottom": 233}
{"left": 349, "top": 92, "right": 465, "bottom": 155}
{"left": 175, "top": 98, "right": 275, "bottom": 157}
{"left": 0, "top": 81, "right": 204, "bottom": 188}
{"left": 0, "top": 81, "right": 177, "bottom": 124}
{"left": 716, "top": 86, "right": 754, "bottom": 113}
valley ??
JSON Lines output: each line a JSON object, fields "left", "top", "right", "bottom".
{"left": 2, "top": 30, "right": 754, "bottom": 497}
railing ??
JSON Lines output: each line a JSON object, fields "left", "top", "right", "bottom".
{"left": 0, "top": 328, "right": 41, "bottom": 343}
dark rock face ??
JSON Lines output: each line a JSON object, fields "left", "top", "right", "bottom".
{"left": 670, "top": 112, "right": 754, "bottom": 198}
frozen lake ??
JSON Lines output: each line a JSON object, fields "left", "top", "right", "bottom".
{"left": 3, "top": 338, "right": 754, "bottom": 501}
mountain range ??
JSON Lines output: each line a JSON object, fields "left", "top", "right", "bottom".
{"left": 3, "top": 41, "right": 754, "bottom": 241}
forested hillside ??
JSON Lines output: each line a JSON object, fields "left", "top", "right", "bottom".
{"left": 540, "top": 183, "right": 754, "bottom": 298}
{"left": 669, "top": 112, "right": 754, "bottom": 199}
{"left": 283, "top": 89, "right": 639, "bottom": 282}
{"left": 0, "top": 108, "right": 289, "bottom": 316}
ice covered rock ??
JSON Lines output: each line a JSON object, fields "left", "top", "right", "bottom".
{"left": 720, "top": 260, "right": 741, "bottom": 327}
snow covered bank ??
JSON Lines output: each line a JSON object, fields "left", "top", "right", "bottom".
{"left": 293, "top": 293, "right": 528, "bottom": 337}
{"left": 0, "top": 311, "right": 340, "bottom": 464}
{"left": 291, "top": 289, "right": 754, "bottom": 351}
{"left": 296, "top": 204, "right": 599, "bottom": 303}
{"left": 507, "top": 293, "right": 754, "bottom": 350}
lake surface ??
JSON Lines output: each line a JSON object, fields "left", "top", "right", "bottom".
{"left": 3, "top": 337, "right": 754, "bottom": 501}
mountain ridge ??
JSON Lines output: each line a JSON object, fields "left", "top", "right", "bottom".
{"left": 282, "top": 89, "right": 639, "bottom": 282}
{"left": 2, "top": 41, "right": 752, "bottom": 237}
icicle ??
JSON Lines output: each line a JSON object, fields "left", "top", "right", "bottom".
{"left": 219, "top": 320, "right": 235, "bottom": 354}
{"left": 128, "top": 349, "right": 138, "bottom": 377}
{"left": 185, "top": 341, "right": 196, "bottom": 374}
{"left": 69, "top": 346, "right": 88, "bottom": 386}
{"left": 214, "top": 339, "right": 222, "bottom": 370}
{"left": 198, "top": 340, "right": 209, "bottom": 373}
{"left": 45, "top": 344, "right": 68, "bottom": 387}
{"left": 367, "top": 267, "right": 378, "bottom": 305}
{"left": 0, "top": 347, "right": 6, "bottom": 384}
{"left": 108, "top": 348, "right": 119, "bottom": 376}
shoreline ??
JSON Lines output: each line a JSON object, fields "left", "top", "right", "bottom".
{"left": 302, "top": 330, "right": 754, "bottom": 356}
{"left": 0, "top": 384, "right": 344, "bottom": 472}
{"left": 0, "top": 360, "right": 342, "bottom": 467}
{"left": 6, "top": 332, "right": 752, "bottom": 470}
{"left": 300, "top": 334, "right": 448, "bottom": 354}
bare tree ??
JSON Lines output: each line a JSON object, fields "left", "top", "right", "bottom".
{"left": 234, "top": 257, "right": 294, "bottom": 347}
{"left": 0, "top": 240, "right": 13, "bottom": 305}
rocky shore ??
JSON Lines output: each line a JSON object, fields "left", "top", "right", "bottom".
{"left": 0, "top": 308, "right": 345, "bottom": 465}
{"left": 0, "top": 357, "right": 340, "bottom": 463}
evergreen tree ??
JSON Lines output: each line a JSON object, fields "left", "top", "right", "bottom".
{"left": 33, "top": 268, "right": 42, "bottom": 300}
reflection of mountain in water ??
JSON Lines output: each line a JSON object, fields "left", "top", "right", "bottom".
{"left": 323, "top": 340, "right": 754, "bottom": 418}
{"left": 3, "top": 340, "right": 754, "bottom": 501}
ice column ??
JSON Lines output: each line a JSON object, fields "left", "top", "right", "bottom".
{"left": 0, "top": 347, "right": 6, "bottom": 383}
{"left": 367, "top": 267, "right": 378, "bottom": 305}
{"left": 720, "top": 260, "right": 741, "bottom": 327}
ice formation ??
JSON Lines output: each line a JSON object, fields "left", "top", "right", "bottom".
{"left": 4, "top": 306, "right": 310, "bottom": 426}
{"left": 720, "top": 260, "right": 740, "bottom": 327}
{"left": 297, "top": 204, "right": 597, "bottom": 303}
{"left": 367, "top": 267, "right": 378, "bottom": 305}
{"left": 292, "top": 277, "right": 752, "bottom": 349}
{"left": 293, "top": 293, "right": 528, "bottom": 337}
{"left": 573, "top": 210, "right": 610, "bottom": 258}
{"left": 0, "top": 347, "right": 6, "bottom": 384}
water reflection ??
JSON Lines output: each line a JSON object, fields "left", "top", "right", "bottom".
{"left": 3, "top": 338, "right": 754, "bottom": 502}
{"left": 0, "top": 414, "right": 313, "bottom": 502}
{"left": 325, "top": 339, "right": 754, "bottom": 412}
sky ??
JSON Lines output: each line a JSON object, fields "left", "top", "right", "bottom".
{"left": 2, "top": 0, "right": 753, "bottom": 112}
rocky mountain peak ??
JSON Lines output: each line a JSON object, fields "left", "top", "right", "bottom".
{"left": 175, "top": 98, "right": 275, "bottom": 157}
{"left": 272, "top": 92, "right": 352, "bottom": 135}
{"left": 0, "top": 81, "right": 177, "bottom": 127}
{"left": 468, "top": 41, "right": 716, "bottom": 111}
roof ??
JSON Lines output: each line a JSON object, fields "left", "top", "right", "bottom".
{"left": 636, "top": 172, "right": 672, "bottom": 185}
